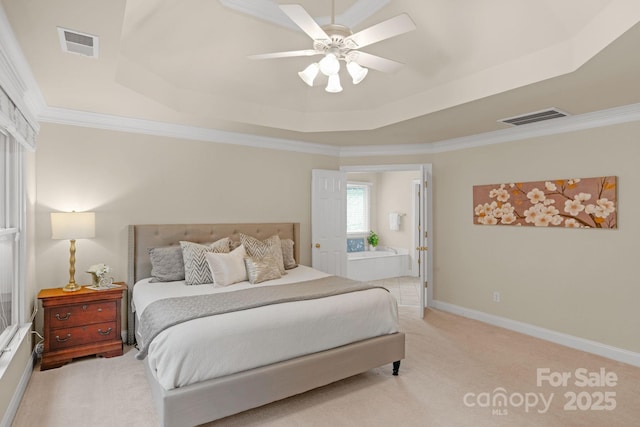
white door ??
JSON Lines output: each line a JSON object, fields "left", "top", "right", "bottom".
{"left": 311, "top": 169, "right": 347, "bottom": 275}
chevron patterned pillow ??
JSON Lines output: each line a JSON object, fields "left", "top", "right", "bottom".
{"left": 239, "top": 233, "right": 285, "bottom": 274}
{"left": 180, "top": 238, "right": 231, "bottom": 285}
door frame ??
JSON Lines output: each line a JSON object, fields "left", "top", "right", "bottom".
{"left": 340, "top": 164, "right": 433, "bottom": 316}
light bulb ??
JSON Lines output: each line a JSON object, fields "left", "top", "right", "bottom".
{"left": 298, "top": 63, "right": 319, "bottom": 86}
{"left": 325, "top": 74, "right": 343, "bottom": 93}
{"left": 319, "top": 53, "right": 340, "bottom": 76}
{"left": 347, "top": 61, "right": 368, "bottom": 84}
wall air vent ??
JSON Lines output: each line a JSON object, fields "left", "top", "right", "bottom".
{"left": 498, "top": 108, "right": 570, "bottom": 126}
{"left": 57, "top": 27, "right": 99, "bottom": 58}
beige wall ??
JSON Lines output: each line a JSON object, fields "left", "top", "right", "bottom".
{"left": 33, "top": 123, "right": 338, "bottom": 332}
{"left": 29, "top": 119, "right": 640, "bottom": 356}
{"left": 341, "top": 121, "right": 640, "bottom": 354}
{"left": 376, "top": 171, "right": 420, "bottom": 254}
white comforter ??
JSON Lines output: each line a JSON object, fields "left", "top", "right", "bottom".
{"left": 132, "top": 266, "right": 399, "bottom": 390}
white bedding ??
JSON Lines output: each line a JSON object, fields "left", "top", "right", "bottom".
{"left": 132, "top": 265, "right": 399, "bottom": 390}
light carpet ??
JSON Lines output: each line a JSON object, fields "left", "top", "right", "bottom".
{"left": 12, "top": 307, "right": 640, "bottom": 426}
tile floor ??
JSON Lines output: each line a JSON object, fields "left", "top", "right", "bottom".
{"left": 368, "top": 275, "right": 421, "bottom": 306}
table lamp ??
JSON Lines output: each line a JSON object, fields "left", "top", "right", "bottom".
{"left": 51, "top": 211, "right": 95, "bottom": 292}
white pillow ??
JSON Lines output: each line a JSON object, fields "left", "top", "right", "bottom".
{"left": 205, "top": 244, "right": 248, "bottom": 287}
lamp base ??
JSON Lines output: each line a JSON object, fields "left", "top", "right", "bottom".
{"left": 62, "top": 283, "right": 82, "bottom": 292}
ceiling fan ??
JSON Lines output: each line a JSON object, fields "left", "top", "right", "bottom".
{"left": 248, "top": 1, "right": 416, "bottom": 93}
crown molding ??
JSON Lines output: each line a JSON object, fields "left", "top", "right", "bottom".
{"left": 39, "top": 101, "right": 640, "bottom": 159}
{"left": 0, "top": 5, "right": 45, "bottom": 130}
{"left": 338, "top": 102, "right": 640, "bottom": 157}
{"left": 39, "top": 106, "right": 341, "bottom": 157}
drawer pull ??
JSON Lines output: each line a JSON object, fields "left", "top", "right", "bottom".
{"left": 97, "top": 308, "right": 102, "bottom": 312}
{"left": 55, "top": 312, "right": 71, "bottom": 321}
{"left": 98, "top": 328, "right": 113, "bottom": 336}
{"left": 82, "top": 305, "right": 88, "bottom": 310}
{"left": 55, "top": 334, "right": 72, "bottom": 342}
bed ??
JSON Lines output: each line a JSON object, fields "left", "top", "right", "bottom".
{"left": 128, "top": 223, "right": 405, "bottom": 427}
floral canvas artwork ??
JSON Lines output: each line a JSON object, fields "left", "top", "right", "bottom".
{"left": 473, "top": 176, "right": 617, "bottom": 228}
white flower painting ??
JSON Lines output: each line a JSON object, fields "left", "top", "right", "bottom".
{"left": 473, "top": 176, "right": 617, "bottom": 229}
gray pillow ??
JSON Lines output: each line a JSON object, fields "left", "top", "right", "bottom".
{"left": 148, "top": 246, "right": 185, "bottom": 282}
{"left": 180, "top": 238, "right": 231, "bottom": 285}
{"left": 281, "top": 238, "right": 298, "bottom": 270}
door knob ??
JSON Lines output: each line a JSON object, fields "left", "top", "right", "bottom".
{"left": 315, "top": 243, "right": 321, "bottom": 248}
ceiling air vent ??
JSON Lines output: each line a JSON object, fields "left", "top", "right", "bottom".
{"left": 498, "top": 108, "right": 570, "bottom": 126}
{"left": 57, "top": 27, "right": 99, "bottom": 58}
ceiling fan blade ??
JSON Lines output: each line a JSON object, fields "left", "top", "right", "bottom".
{"left": 349, "top": 51, "right": 404, "bottom": 73}
{"left": 279, "top": 4, "right": 330, "bottom": 41}
{"left": 345, "top": 13, "right": 416, "bottom": 49}
{"left": 248, "top": 49, "right": 320, "bottom": 60}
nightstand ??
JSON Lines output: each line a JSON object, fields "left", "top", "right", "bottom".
{"left": 38, "top": 283, "right": 126, "bottom": 370}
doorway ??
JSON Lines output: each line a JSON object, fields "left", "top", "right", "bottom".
{"left": 340, "top": 164, "right": 432, "bottom": 316}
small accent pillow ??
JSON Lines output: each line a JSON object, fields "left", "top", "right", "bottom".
{"left": 281, "top": 238, "right": 298, "bottom": 270}
{"left": 205, "top": 244, "right": 248, "bottom": 287}
{"left": 239, "top": 233, "right": 285, "bottom": 274}
{"left": 244, "top": 256, "right": 282, "bottom": 284}
{"left": 180, "top": 238, "right": 231, "bottom": 285}
{"left": 148, "top": 246, "right": 185, "bottom": 282}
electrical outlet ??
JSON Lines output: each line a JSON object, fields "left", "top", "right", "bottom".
{"left": 493, "top": 291, "right": 500, "bottom": 303}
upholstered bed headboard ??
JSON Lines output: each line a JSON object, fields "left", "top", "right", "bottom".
{"left": 126, "top": 222, "right": 300, "bottom": 344}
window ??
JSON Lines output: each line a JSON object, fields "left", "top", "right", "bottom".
{"left": 347, "top": 183, "right": 370, "bottom": 233}
{"left": 0, "top": 124, "right": 25, "bottom": 355}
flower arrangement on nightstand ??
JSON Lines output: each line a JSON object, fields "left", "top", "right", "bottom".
{"left": 86, "top": 263, "right": 119, "bottom": 290}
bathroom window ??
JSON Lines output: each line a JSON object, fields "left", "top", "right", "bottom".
{"left": 347, "top": 183, "right": 370, "bottom": 233}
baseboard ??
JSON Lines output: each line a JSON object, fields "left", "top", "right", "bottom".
{"left": 431, "top": 300, "right": 640, "bottom": 368}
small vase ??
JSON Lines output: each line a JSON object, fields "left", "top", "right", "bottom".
{"left": 98, "top": 276, "right": 113, "bottom": 288}
{"left": 370, "top": 246, "right": 377, "bottom": 251}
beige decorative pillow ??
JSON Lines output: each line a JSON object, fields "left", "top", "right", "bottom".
{"left": 180, "top": 238, "right": 231, "bottom": 285}
{"left": 205, "top": 244, "right": 248, "bottom": 287}
{"left": 244, "top": 256, "right": 282, "bottom": 284}
{"left": 281, "top": 238, "right": 297, "bottom": 270}
{"left": 239, "top": 234, "right": 285, "bottom": 274}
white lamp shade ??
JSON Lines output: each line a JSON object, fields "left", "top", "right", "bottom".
{"left": 319, "top": 53, "right": 340, "bottom": 76}
{"left": 347, "top": 61, "right": 368, "bottom": 84}
{"left": 325, "top": 74, "right": 343, "bottom": 93}
{"left": 51, "top": 212, "right": 96, "bottom": 240}
{"left": 298, "top": 63, "right": 319, "bottom": 86}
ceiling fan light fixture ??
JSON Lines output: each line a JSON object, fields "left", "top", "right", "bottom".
{"left": 326, "top": 74, "right": 343, "bottom": 93}
{"left": 347, "top": 61, "right": 368, "bottom": 84}
{"left": 298, "top": 62, "right": 320, "bottom": 86}
{"left": 319, "top": 53, "right": 340, "bottom": 76}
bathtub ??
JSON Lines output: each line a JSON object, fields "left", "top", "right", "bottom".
{"left": 346, "top": 249, "right": 410, "bottom": 282}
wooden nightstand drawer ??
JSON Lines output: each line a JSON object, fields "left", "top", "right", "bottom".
{"left": 49, "top": 321, "right": 118, "bottom": 350}
{"left": 38, "top": 283, "right": 126, "bottom": 370}
{"left": 48, "top": 301, "right": 116, "bottom": 328}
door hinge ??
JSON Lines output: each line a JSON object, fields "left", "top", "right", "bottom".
{"left": 424, "top": 281, "right": 428, "bottom": 288}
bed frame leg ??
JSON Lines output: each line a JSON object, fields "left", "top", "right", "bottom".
{"left": 392, "top": 361, "right": 401, "bottom": 376}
